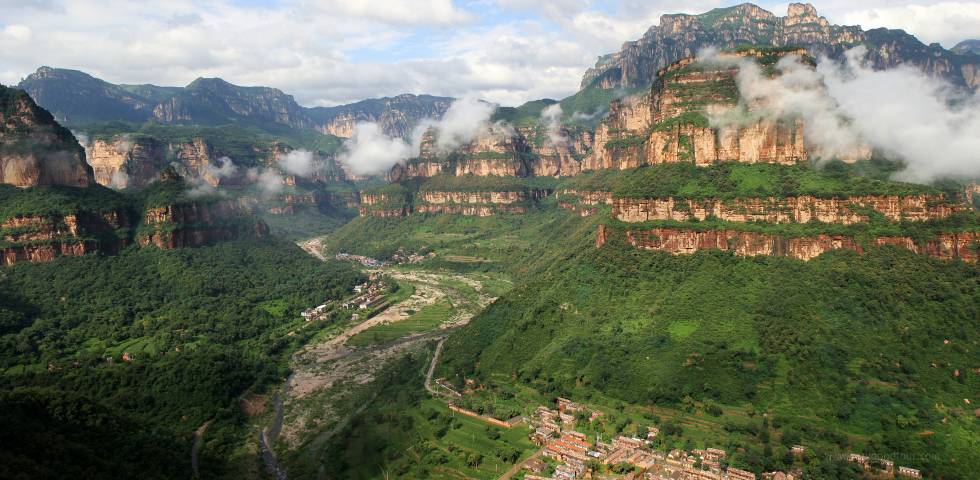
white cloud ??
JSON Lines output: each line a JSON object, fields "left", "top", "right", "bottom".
{"left": 277, "top": 149, "right": 317, "bottom": 177}
{"left": 339, "top": 122, "right": 416, "bottom": 176}
{"left": 0, "top": 0, "right": 973, "bottom": 109}
{"left": 432, "top": 95, "right": 498, "bottom": 151}
{"left": 540, "top": 103, "right": 566, "bottom": 145}
{"left": 709, "top": 47, "right": 980, "bottom": 182}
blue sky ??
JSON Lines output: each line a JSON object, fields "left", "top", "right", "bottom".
{"left": 1, "top": 0, "right": 978, "bottom": 106}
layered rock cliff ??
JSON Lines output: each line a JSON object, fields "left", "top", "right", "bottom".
{"left": 587, "top": 50, "right": 810, "bottom": 171}
{"left": 581, "top": 3, "right": 980, "bottom": 91}
{"left": 613, "top": 194, "right": 963, "bottom": 224}
{"left": 1, "top": 210, "right": 131, "bottom": 266}
{"left": 610, "top": 227, "right": 978, "bottom": 263}
{"left": 137, "top": 201, "right": 267, "bottom": 249}
{"left": 0, "top": 85, "right": 95, "bottom": 187}
{"left": 84, "top": 135, "right": 344, "bottom": 188}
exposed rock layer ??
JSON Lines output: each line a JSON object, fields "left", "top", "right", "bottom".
{"left": 613, "top": 194, "right": 962, "bottom": 224}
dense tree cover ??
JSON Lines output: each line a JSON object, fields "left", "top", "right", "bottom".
{"left": 437, "top": 235, "right": 979, "bottom": 478}
{"left": 0, "top": 183, "right": 129, "bottom": 221}
{"left": 0, "top": 238, "right": 363, "bottom": 477}
{"left": 559, "top": 161, "right": 944, "bottom": 199}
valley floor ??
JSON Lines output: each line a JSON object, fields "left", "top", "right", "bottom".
{"left": 260, "top": 244, "right": 510, "bottom": 478}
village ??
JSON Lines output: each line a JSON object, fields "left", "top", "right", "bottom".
{"left": 301, "top": 273, "right": 388, "bottom": 321}
{"left": 515, "top": 398, "right": 924, "bottom": 480}
{"left": 430, "top": 382, "right": 925, "bottom": 480}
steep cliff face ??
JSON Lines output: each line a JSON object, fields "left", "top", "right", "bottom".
{"left": 84, "top": 135, "right": 343, "bottom": 188}
{"left": 581, "top": 3, "right": 980, "bottom": 91}
{"left": 0, "top": 86, "right": 95, "bottom": 188}
{"left": 357, "top": 192, "right": 411, "bottom": 217}
{"left": 1, "top": 210, "right": 132, "bottom": 266}
{"left": 618, "top": 227, "right": 978, "bottom": 262}
{"left": 556, "top": 189, "right": 613, "bottom": 216}
{"left": 391, "top": 127, "right": 533, "bottom": 180}
{"left": 137, "top": 201, "right": 267, "bottom": 249}
{"left": 87, "top": 138, "right": 168, "bottom": 187}
{"left": 517, "top": 126, "right": 592, "bottom": 177}
{"left": 613, "top": 194, "right": 962, "bottom": 224}
{"left": 587, "top": 50, "right": 809, "bottom": 171}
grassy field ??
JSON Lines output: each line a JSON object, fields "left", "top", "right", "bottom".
{"left": 346, "top": 301, "right": 455, "bottom": 347}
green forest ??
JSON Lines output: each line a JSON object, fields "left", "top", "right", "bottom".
{"left": 0, "top": 238, "right": 362, "bottom": 478}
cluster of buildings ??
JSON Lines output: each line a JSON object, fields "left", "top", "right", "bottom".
{"left": 523, "top": 398, "right": 808, "bottom": 480}
{"left": 334, "top": 248, "right": 433, "bottom": 268}
{"left": 340, "top": 277, "right": 387, "bottom": 311}
{"left": 334, "top": 252, "right": 384, "bottom": 267}
{"left": 301, "top": 275, "right": 387, "bottom": 321}
{"left": 847, "top": 454, "right": 921, "bottom": 478}
{"left": 388, "top": 247, "right": 435, "bottom": 264}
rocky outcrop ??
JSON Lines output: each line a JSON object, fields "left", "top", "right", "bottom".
{"left": 613, "top": 194, "right": 963, "bottom": 224}
{"left": 581, "top": 3, "right": 980, "bottom": 91}
{"left": 137, "top": 201, "right": 267, "bottom": 249}
{"left": 391, "top": 127, "right": 532, "bottom": 180}
{"left": 618, "top": 226, "right": 978, "bottom": 262}
{"left": 588, "top": 51, "right": 810, "bottom": 171}
{"left": 357, "top": 192, "right": 410, "bottom": 217}
{"left": 414, "top": 204, "right": 526, "bottom": 216}
{"left": 518, "top": 126, "right": 592, "bottom": 177}
{"left": 417, "top": 191, "right": 527, "bottom": 205}
{"left": 558, "top": 190, "right": 614, "bottom": 206}
{"left": 84, "top": 135, "right": 343, "bottom": 188}
{"left": 0, "top": 85, "right": 95, "bottom": 187}
{"left": 1, "top": 210, "right": 132, "bottom": 266}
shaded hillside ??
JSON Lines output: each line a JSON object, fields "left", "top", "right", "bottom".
{"left": 18, "top": 68, "right": 450, "bottom": 138}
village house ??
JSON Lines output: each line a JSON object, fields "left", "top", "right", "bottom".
{"left": 761, "top": 472, "right": 796, "bottom": 480}
{"left": 557, "top": 397, "right": 584, "bottom": 413}
{"left": 647, "top": 426, "right": 660, "bottom": 439}
{"left": 790, "top": 445, "right": 806, "bottom": 456}
{"left": 726, "top": 466, "right": 756, "bottom": 480}
{"left": 897, "top": 466, "right": 922, "bottom": 478}
{"left": 522, "top": 458, "right": 547, "bottom": 474}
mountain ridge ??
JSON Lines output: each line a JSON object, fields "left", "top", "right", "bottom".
{"left": 581, "top": 2, "right": 980, "bottom": 91}
{"left": 18, "top": 67, "right": 452, "bottom": 138}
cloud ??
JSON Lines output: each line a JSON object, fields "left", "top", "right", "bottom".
{"left": 431, "top": 95, "right": 498, "bottom": 151}
{"left": 540, "top": 103, "right": 566, "bottom": 145}
{"left": 204, "top": 156, "right": 238, "bottom": 180}
{"left": 339, "top": 122, "right": 416, "bottom": 176}
{"left": 248, "top": 167, "right": 285, "bottom": 197}
{"left": 277, "top": 149, "right": 317, "bottom": 177}
{"left": 707, "top": 47, "right": 980, "bottom": 182}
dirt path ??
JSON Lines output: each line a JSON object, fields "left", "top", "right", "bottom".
{"left": 264, "top": 244, "right": 502, "bottom": 476}
{"left": 424, "top": 337, "right": 447, "bottom": 395}
{"left": 190, "top": 419, "right": 212, "bottom": 477}
{"left": 497, "top": 447, "right": 546, "bottom": 480}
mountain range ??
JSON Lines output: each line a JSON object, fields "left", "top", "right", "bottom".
{"left": 581, "top": 3, "right": 980, "bottom": 90}
{"left": 17, "top": 67, "right": 452, "bottom": 138}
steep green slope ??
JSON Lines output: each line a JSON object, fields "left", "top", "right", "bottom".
{"left": 434, "top": 230, "right": 977, "bottom": 478}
